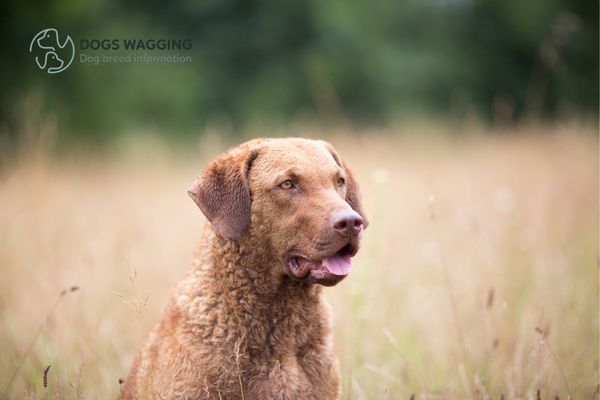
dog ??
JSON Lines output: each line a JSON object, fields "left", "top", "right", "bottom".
{"left": 121, "top": 138, "right": 367, "bottom": 399}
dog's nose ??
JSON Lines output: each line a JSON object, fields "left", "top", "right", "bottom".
{"left": 332, "top": 210, "right": 364, "bottom": 237}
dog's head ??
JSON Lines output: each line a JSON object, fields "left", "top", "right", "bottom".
{"left": 189, "top": 138, "right": 368, "bottom": 286}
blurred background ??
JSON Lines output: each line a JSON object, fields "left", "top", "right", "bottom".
{"left": 0, "top": 0, "right": 598, "bottom": 399}
{"left": 0, "top": 0, "right": 598, "bottom": 148}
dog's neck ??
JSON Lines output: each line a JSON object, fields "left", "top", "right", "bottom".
{"left": 195, "top": 226, "right": 323, "bottom": 313}
{"left": 189, "top": 226, "right": 329, "bottom": 362}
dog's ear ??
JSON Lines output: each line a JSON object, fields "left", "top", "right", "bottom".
{"left": 188, "top": 147, "right": 259, "bottom": 241}
{"left": 320, "top": 141, "right": 369, "bottom": 229}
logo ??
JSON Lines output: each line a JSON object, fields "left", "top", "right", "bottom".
{"left": 29, "top": 28, "right": 75, "bottom": 74}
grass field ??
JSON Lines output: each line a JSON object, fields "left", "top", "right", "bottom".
{"left": 0, "top": 123, "right": 598, "bottom": 399}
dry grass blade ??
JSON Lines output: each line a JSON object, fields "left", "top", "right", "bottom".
{"left": 592, "top": 384, "right": 599, "bottom": 400}
{"left": 363, "top": 364, "right": 403, "bottom": 385}
{"left": 535, "top": 327, "right": 572, "bottom": 398}
{"left": 43, "top": 365, "right": 51, "bottom": 388}
{"left": 429, "top": 195, "right": 472, "bottom": 397}
{"left": 486, "top": 287, "right": 495, "bottom": 309}
{"left": 233, "top": 337, "right": 246, "bottom": 400}
{"left": 2, "top": 285, "right": 79, "bottom": 397}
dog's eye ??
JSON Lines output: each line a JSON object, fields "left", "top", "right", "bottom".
{"left": 337, "top": 177, "right": 346, "bottom": 187}
{"left": 279, "top": 180, "right": 295, "bottom": 190}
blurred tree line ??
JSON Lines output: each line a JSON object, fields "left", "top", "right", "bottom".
{"left": 0, "top": 0, "right": 597, "bottom": 145}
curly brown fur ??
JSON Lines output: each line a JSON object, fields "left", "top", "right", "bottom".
{"left": 121, "top": 138, "right": 367, "bottom": 400}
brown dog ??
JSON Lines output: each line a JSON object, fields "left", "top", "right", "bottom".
{"left": 121, "top": 138, "right": 367, "bottom": 399}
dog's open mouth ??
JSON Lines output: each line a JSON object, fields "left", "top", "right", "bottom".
{"left": 287, "top": 244, "right": 357, "bottom": 286}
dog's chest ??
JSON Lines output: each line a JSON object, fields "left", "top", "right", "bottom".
{"left": 203, "top": 322, "right": 336, "bottom": 399}
{"left": 241, "top": 350, "right": 337, "bottom": 400}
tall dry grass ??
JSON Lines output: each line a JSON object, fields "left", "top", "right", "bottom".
{"left": 0, "top": 123, "right": 597, "bottom": 399}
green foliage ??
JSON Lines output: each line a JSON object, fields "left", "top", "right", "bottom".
{"left": 0, "top": 0, "right": 597, "bottom": 144}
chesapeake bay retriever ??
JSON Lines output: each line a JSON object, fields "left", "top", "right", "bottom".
{"left": 121, "top": 138, "right": 367, "bottom": 399}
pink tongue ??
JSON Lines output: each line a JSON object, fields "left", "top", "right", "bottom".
{"left": 322, "top": 253, "right": 353, "bottom": 276}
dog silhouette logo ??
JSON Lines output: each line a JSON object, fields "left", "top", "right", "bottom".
{"left": 29, "top": 28, "right": 75, "bottom": 74}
